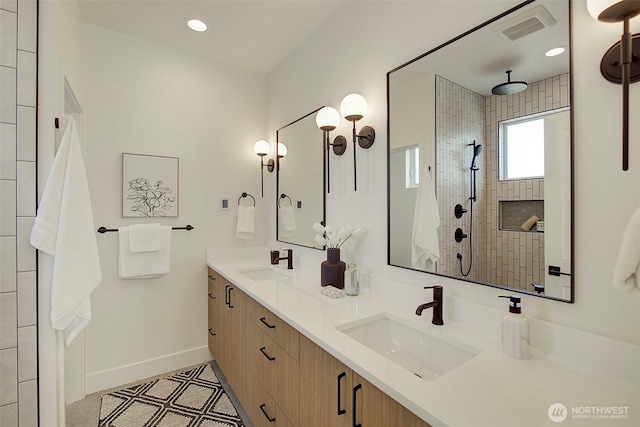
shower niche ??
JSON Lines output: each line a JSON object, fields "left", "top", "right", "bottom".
{"left": 499, "top": 200, "right": 545, "bottom": 232}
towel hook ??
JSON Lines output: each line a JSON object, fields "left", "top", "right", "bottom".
{"left": 278, "top": 193, "right": 292, "bottom": 208}
{"left": 238, "top": 192, "right": 256, "bottom": 207}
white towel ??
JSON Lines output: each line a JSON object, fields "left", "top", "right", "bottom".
{"left": 30, "top": 116, "right": 102, "bottom": 346}
{"left": 118, "top": 226, "right": 171, "bottom": 278}
{"left": 236, "top": 206, "right": 255, "bottom": 240}
{"left": 411, "top": 165, "right": 440, "bottom": 269}
{"left": 279, "top": 205, "right": 297, "bottom": 236}
{"left": 128, "top": 223, "right": 161, "bottom": 253}
{"left": 613, "top": 207, "right": 640, "bottom": 294}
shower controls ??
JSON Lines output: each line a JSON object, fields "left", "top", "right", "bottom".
{"left": 454, "top": 204, "right": 467, "bottom": 218}
{"left": 455, "top": 228, "right": 467, "bottom": 242}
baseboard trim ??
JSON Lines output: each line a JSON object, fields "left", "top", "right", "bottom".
{"left": 86, "top": 346, "right": 213, "bottom": 394}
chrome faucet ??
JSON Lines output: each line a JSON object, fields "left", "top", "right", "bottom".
{"left": 415, "top": 285, "right": 444, "bottom": 325}
{"left": 270, "top": 248, "right": 293, "bottom": 269}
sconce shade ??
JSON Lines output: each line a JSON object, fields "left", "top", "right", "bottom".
{"left": 316, "top": 107, "right": 340, "bottom": 131}
{"left": 278, "top": 142, "right": 288, "bottom": 158}
{"left": 340, "top": 93, "right": 368, "bottom": 121}
{"left": 253, "top": 140, "right": 270, "bottom": 156}
{"left": 587, "top": 0, "right": 640, "bottom": 22}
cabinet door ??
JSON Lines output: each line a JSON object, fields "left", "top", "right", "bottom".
{"left": 207, "top": 269, "right": 219, "bottom": 357}
{"left": 352, "top": 373, "right": 398, "bottom": 427}
{"left": 299, "top": 336, "right": 351, "bottom": 427}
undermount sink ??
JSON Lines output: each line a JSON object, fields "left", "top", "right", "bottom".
{"left": 237, "top": 267, "right": 291, "bottom": 282}
{"left": 337, "top": 313, "right": 479, "bottom": 381}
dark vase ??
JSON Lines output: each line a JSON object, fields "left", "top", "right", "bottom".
{"left": 321, "top": 248, "right": 347, "bottom": 289}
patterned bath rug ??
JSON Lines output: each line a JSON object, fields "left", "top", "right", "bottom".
{"left": 98, "top": 363, "right": 245, "bottom": 427}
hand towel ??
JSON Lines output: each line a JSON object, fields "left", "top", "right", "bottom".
{"left": 30, "top": 116, "right": 102, "bottom": 346}
{"left": 128, "top": 223, "right": 161, "bottom": 253}
{"left": 279, "top": 205, "right": 297, "bottom": 237}
{"left": 411, "top": 164, "right": 440, "bottom": 270}
{"left": 236, "top": 206, "right": 255, "bottom": 240}
{"left": 119, "top": 226, "right": 171, "bottom": 279}
{"left": 613, "top": 207, "right": 640, "bottom": 294}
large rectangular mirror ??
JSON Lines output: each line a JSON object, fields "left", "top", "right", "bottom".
{"left": 387, "top": 0, "right": 573, "bottom": 301}
{"left": 277, "top": 108, "right": 325, "bottom": 249}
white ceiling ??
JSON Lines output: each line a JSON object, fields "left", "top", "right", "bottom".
{"left": 79, "top": 0, "right": 343, "bottom": 75}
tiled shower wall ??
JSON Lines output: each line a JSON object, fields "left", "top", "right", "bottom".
{"left": 435, "top": 75, "right": 486, "bottom": 282}
{"left": 0, "top": 0, "right": 39, "bottom": 426}
{"left": 484, "top": 73, "right": 570, "bottom": 291}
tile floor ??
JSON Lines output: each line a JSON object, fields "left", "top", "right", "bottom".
{"left": 65, "top": 360, "right": 253, "bottom": 427}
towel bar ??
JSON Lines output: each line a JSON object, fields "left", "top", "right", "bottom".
{"left": 97, "top": 225, "right": 194, "bottom": 233}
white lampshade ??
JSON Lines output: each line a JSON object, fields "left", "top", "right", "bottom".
{"left": 253, "top": 140, "right": 270, "bottom": 156}
{"left": 340, "top": 93, "right": 368, "bottom": 121}
{"left": 586, "top": 0, "right": 640, "bottom": 21}
{"left": 316, "top": 107, "right": 340, "bottom": 131}
{"left": 277, "top": 143, "right": 288, "bottom": 158}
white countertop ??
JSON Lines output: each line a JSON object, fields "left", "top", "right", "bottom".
{"left": 207, "top": 247, "right": 640, "bottom": 427}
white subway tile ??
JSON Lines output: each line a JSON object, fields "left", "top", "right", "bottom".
{"left": 0, "top": 402, "right": 18, "bottom": 427}
{"left": 16, "top": 106, "right": 34, "bottom": 161}
{"left": 0, "top": 348, "right": 17, "bottom": 405}
{"left": 0, "top": 9, "right": 17, "bottom": 67}
{"left": 0, "top": 292, "right": 16, "bottom": 349}
{"left": 16, "top": 0, "right": 35, "bottom": 53}
{"left": 0, "top": 179, "right": 16, "bottom": 236}
{"left": 16, "top": 51, "right": 35, "bottom": 107}
{"left": 17, "top": 325, "right": 35, "bottom": 382}
{"left": 0, "top": 236, "right": 16, "bottom": 292}
{"left": 16, "top": 271, "right": 34, "bottom": 327}
{"left": 0, "top": 66, "right": 16, "bottom": 123}
{"left": 0, "top": 123, "right": 16, "bottom": 179}
{"left": 15, "top": 161, "right": 33, "bottom": 217}
{"left": 15, "top": 216, "right": 33, "bottom": 272}
{"left": 17, "top": 379, "right": 37, "bottom": 427}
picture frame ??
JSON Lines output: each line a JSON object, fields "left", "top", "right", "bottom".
{"left": 122, "top": 153, "right": 179, "bottom": 218}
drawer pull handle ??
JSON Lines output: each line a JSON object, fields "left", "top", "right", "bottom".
{"left": 208, "top": 293, "right": 216, "bottom": 300}
{"left": 259, "top": 347, "right": 276, "bottom": 361}
{"left": 259, "top": 317, "right": 276, "bottom": 329}
{"left": 337, "top": 371, "right": 346, "bottom": 415}
{"left": 259, "top": 403, "right": 276, "bottom": 423}
{"left": 208, "top": 274, "right": 216, "bottom": 280}
{"left": 208, "top": 328, "right": 216, "bottom": 336}
{"left": 353, "top": 384, "right": 362, "bottom": 427}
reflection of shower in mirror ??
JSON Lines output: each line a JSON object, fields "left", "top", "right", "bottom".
{"left": 458, "top": 141, "right": 483, "bottom": 277}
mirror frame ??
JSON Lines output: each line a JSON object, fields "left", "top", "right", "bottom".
{"left": 276, "top": 107, "right": 326, "bottom": 250}
{"left": 385, "top": 0, "right": 574, "bottom": 303}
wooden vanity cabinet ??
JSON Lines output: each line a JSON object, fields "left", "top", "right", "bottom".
{"left": 300, "top": 335, "right": 432, "bottom": 427}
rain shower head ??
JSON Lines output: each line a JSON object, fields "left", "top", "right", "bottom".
{"left": 492, "top": 70, "right": 528, "bottom": 95}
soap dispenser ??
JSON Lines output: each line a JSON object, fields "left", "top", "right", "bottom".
{"left": 498, "top": 295, "right": 530, "bottom": 360}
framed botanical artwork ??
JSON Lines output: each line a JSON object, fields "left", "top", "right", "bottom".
{"left": 122, "top": 153, "right": 179, "bottom": 217}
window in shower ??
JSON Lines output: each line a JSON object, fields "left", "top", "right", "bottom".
{"left": 405, "top": 145, "right": 420, "bottom": 188}
{"left": 500, "top": 116, "right": 545, "bottom": 180}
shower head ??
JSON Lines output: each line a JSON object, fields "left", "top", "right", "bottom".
{"left": 491, "top": 70, "right": 528, "bottom": 95}
{"left": 471, "top": 144, "right": 483, "bottom": 169}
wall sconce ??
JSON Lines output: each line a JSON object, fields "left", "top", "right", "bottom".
{"left": 340, "top": 93, "right": 375, "bottom": 191}
{"left": 587, "top": 0, "right": 640, "bottom": 171}
{"left": 276, "top": 142, "right": 287, "bottom": 171}
{"left": 253, "top": 139, "right": 274, "bottom": 197}
{"left": 316, "top": 106, "right": 346, "bottom": 193}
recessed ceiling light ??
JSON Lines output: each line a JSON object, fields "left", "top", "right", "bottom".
{"left": 545, "top": 47, "right": 566, "bottom": 57}
{"left": 187, "top": 19, "right": 207, "bottom": 32}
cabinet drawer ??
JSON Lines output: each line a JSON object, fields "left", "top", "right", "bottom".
{"left": 250, "top": 298, "right": 300, "bottom": 361}
{"left": 247, "top": 372, "right": 294, "bottom": 427}
{"left": 207, "top": 267, "right": 220, "bottom": 285}
{"left": 249, "top": 322, "right": 300, "bottom": 426}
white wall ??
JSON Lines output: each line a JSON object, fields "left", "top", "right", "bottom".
{"left": 81, "top": 23, "right": 267, "bottom": 392}
{"left": 267, "top": 0, "right": 640, "bottom": 348}
{"left": 37, "top": 0, "right": 86, "bottom": 423}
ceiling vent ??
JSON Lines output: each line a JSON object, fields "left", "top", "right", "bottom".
{"left": 493, "top": 5, "right": 557, "bottom": 42}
